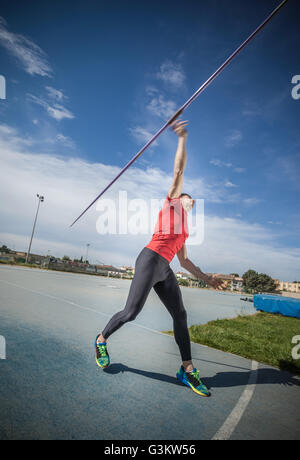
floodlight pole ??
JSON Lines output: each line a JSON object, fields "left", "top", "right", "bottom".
{"left": 26, "top": 194, "right": 44, "bottom": 264}
{"left": 85, "top": 243, "right": 90, "bottom": 263}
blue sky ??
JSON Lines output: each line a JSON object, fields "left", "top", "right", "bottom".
{"left": 0, "top": 0, "right": 299, "bottom": 280}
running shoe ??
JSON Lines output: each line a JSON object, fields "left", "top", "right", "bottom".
{"left": 95, "top": 335, "right": 110, "bottom": 368}
{"left": 176, "top": 366, "right": 211, "bottom": 397}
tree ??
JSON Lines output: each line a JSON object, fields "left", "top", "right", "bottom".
{"left": 230, "top": 273, "right": 239, "bottom": 278}
{"left": 0, "top": 245, "right": 11, "bottom": 253}
{"left": 257, "top": 273, "right": 276, "bottom": 293}
{"left": 178, "top": 279, "right": 189, "bottom": 287}
{"left": 198, "top": 279, "right": 207, "bottom": 288}
{"left": 62, "top": 255, "right": 71, "bottom": 261}
{"left": 242, "top": 269, "right": 276, "bottom": 293}
{"left": 242, "top": 269, "right": 259, "bottom": 293}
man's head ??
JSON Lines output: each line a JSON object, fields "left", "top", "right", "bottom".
{"left": 180, "top": 193, "right": 195, "bottom": 212}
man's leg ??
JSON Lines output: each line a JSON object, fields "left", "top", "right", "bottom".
{"left": 153, "top": 270, "right": 193, "bottom": 371}
{"left": 95, "top": 250, "right": 158, "bottom": 368}
{"left": 100, "top": 274, "right": 153, "bottom": 340}
{"left": 99, "top": 248, "right": 158, "bottom": 342}
{"left": 154, "top": 272, "right": 211, "bottom": 396}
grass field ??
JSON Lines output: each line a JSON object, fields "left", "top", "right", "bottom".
{"left": 164, "top": 312, "right": 300, "bottom": 374}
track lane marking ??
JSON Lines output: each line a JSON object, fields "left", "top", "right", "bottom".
{"left": 0, "top": 278, "right": 166, "bottom": 336}
{"left": 212, "top": 360, "right": 259, "bottom": 440}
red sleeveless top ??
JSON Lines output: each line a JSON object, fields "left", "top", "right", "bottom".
{"left": 146, "top": 195, "right": 189, "bottom": 263}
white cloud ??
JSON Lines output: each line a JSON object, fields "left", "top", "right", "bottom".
{"left": 47, "top": 104, "right": 74, "bottom": 121}
{"left": 277, "top": 154, "right": 300, "bottom": 189}
{"left": 145, "top": 86, "right": 159, "bottom": 96}
{"left": 243, "top": 197, "right": 261, "bottom": 206}
{"left": 56, "top": 133, "right": 75, "bottom": 148}
{"left": 0, "top": 16, "right": 52, "bottom": 77}
{"left": 129, "top": 126, "right": 157, "bottom": 146}
{"left": 28, "top": 94, "right": 75, "bottom": 121}
{"left": 0, "top": 124, "right": 299, "bottom": 280}
{"left": 210, "top": 159, "right": 232, "bottom": 168}
{"left": 225, "top": 129, "right": 243, "bottom": 148}
{"left": 0, "top": 124, "right": 17, "bottom": 136}
{"left": 224, "top": 180, "right": 238, "bottom": 188}
{"left": 156, "top": 60, "right": 185, "bottom": 88}
{"left": 0, "top": 123, "right": 34, "bottom": 149}
{"left": 46, "top": 86, "right": 66, "bottom": 102}
{"left": 146, "top": 94, "right": 177, "bottom": 119}
{"left": 242, "top": 109, "right": 259, "bottom": 117}
{"left": 186, "top": 215, "right": 300, "bottom": 280}
{"left": 210, "top": 158, "right": 245, "bottom": 173}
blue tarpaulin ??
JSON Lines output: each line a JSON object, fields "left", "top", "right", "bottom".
{"left": 253, "top": 294, "right": 300, "bottom": 319}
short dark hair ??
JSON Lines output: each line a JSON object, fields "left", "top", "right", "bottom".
{"left": 180, "top": 193, "right": 192, "bottom": 199}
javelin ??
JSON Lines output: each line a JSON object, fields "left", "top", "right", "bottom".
{"left": 70, "top": 0, "right": 289, "bottom": 227}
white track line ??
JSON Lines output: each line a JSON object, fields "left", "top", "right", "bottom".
{"left": 0, "top": 278, "right": 166, "bottom": 337}
{"left": 212, "top": 360, "right": 259, "bottom": 440}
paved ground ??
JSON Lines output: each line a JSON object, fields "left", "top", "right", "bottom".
{"left": 0, "top": 265, "right": 299, "bottom": 440}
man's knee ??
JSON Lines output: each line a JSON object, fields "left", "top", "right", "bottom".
{"left": 122, "top": 306, "right": 140, "bottom": 323}
{"left": 175, "top": 307, "right": 188, "bottom": 324}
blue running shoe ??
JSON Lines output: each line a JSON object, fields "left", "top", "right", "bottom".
{"left": 95, "top": 335, "right": 110, "bottom": 368}
{"left": 176, "top": 366, "right": 211, "bottom": 397}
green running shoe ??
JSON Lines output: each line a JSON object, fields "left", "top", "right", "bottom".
{"left": 95, "top": 335, "right": 110, "bottom": 368}
{"left": 176, "top": 366, "right": 211, "bottom": 397}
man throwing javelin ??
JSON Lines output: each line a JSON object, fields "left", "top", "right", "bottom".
{"left": 95, "top": 120, "right": 225, "bottom": 397}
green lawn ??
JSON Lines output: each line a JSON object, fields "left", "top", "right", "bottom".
{"left": 164, "top": 312, "right": 300, "bottom": 374}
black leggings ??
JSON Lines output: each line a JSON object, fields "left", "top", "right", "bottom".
{"left": 102, "top": 247, "right": 192, "bottom": 361}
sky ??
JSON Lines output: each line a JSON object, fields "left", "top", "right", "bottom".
{"left": 0, "top": 0, "right": 299, "bottom": 281}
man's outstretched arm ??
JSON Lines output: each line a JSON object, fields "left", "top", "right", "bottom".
{"left": 177, "top": 244, "right": 226, "bottom": 290}
{"left": 168, "top": 120, "right": 188, "bottom": 199}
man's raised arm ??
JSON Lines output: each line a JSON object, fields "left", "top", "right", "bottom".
{"left": 168, "top": 120, "right": 188, "bottom": 199}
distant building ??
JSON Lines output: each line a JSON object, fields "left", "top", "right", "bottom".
{"left": 15, "top": 251, "right": 27, "bottom": 258}
{"left": 0, "top": 253, "right": 15, "bottom": 263}
{"left": 26, "top": 253, "right": 48, "bottom": 264}
{"left": 231, "top": 277, "right": 243, "bottom": 292}
{"left": 0, "top": 246, "right": 129, "bottom": 279}
{"left": 176, "top": 272, "right": 190, "bottom": 280}
{"left": 0, "top": 250, "right": 46, "bottom": 264}
{"left": 121, "top": 265, "right": 134, "bottom": 271}
{"left": 120, "top": 266, "right": 135, "bottom": 275}
{"left": 95, "top": 264, "right": 128, "bottom": 277}
{"left": 207, "top": 273, "right": 243, "bottom": 291}
{"left": 278, "top": 281, "right": 300, "bottom": 293}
